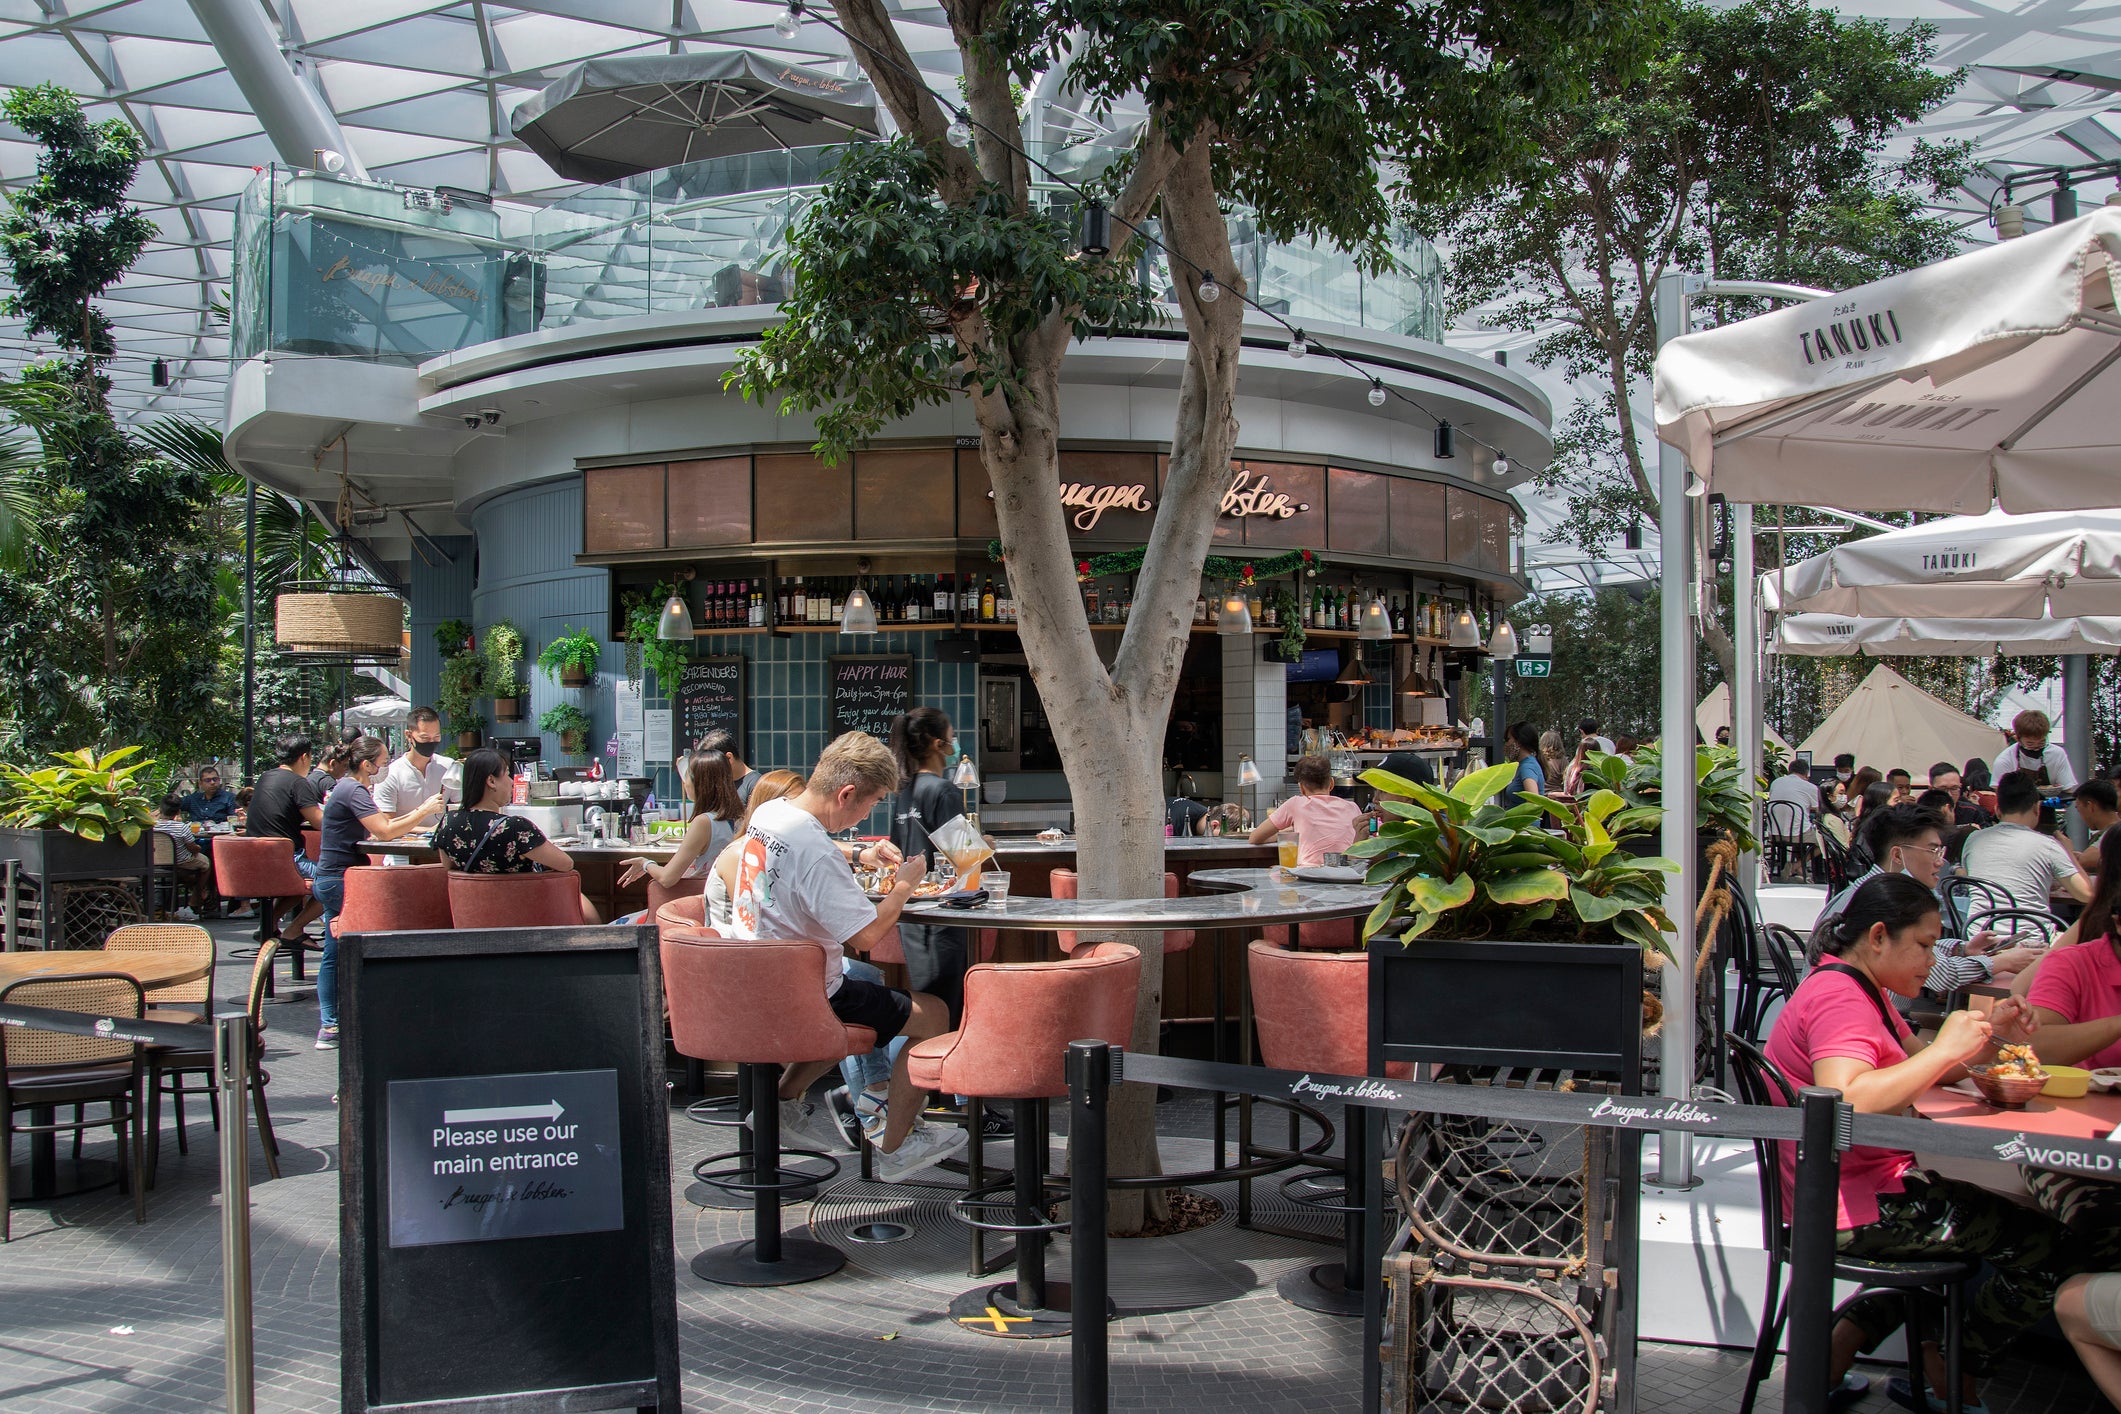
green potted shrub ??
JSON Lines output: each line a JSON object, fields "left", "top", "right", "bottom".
{"left": 484, "top": 620, "right": 527, "bottom": 722}
{"left": 0, "top": 746, "right": 157, "bottom": 876}
{"left": 624, "top": 584, "right": 691, "bottom": 692}
{"left": 1582, "top": 741, "right": 1761, "bottom": 877}
{"left": 436, "top": 651, "right": 487, "bottom": 750}
{"left": 540, "top": 703, "right": 593, "bottom": 757}
{"left": 1347, "top": 761, "right": 1675, "bottom": 1079}
{"left": 433, "top": 618, "right": 475, "bottom": 658}
{"left": 537, "top": 626, "right": 601, "bottom": 688}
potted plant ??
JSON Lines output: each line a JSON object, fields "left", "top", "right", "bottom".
{"left": 1347, "top": 760, "right": 1675, "bottom": 1078}
{"left": 623, "top": 583, "right": 691, "bottom": 694}
{"left": 485, "top": 620, "right": 527, "bottom": 722}
{"left": 1582, "top": 741, "right": 1761, "bottom": 876}
{"left": 537, "top": 626, "right": 601, "bottom": 688}
{"left": 436, "top": 650, "right": 486, "bottom": 750}
{"left": 0, "top": 746, "right": 157, "bottom": 875}
{"left": 540, "top": 703, "right": 593, "bottom": 757}
{"left": 433, "top": 617, "right": 475, "bottom": 658}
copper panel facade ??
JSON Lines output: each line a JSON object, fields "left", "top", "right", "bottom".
{"left": 1057, "top": 449, "right": 1160, "bottom": 542}
{"left": 754, "top": 452, "right": 852, "bottom": 543}
{"left": 665, "top": 456, "right": 752, "bottom": 548}
{"left": 1326, "top": 466, "right": 1391, "bottom": 556}
{"left": 855, "top": 448, "right": 955, "bottom": 540}
{"left": 1391, "top": 478, "right": 1447, "bottom": 561}
{"left": 582, "top": 463, "right": 665, "bottom": 553}
{"left": 956, "top": 447, "right": 999, "bottom": 539}
{"left": 1237, "top": 461, "right": 1325, "bottom": 549}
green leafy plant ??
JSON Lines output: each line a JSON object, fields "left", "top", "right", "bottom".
{"left": 432, "top": 618, "right": 474, "bottom": 658}
{"left": 535, "top": 626, "right": 600, "bottom": 683}
{"left": 1346, "top": 761, "right": 1676, "bottom": 959}
{"left": 483, "top": 620, "right": 526, "bottom": 701}
{"left": 539, "top": 703, "right": 592, "bottom": 754}
{"left": 435, "top": 651, "right": 485, "bottom": 734}
{"left": 1581, "top": 741, "right": 1761, "bottom": 851}
{"left": 0, "top": 745, "right": 156, "bottom": 844}
{"left": 623, "top": 583, "right": 690, "bottom": 691}
{"left": 1268, "top": 585, "right": 1307, "bottom": 660}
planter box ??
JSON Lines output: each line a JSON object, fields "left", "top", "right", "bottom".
{"left": 1369, "top": 936, "right": 1643, "bottom": 1084}
{"left": 559, "top": 666, "right": 590, "bottom": 688}
{"left": 493, "top": 696, "right": 524, "bottom": 723}
{"left": 0, "top": 826, "right": 152, "bottom": 882}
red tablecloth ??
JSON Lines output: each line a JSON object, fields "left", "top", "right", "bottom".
{"left": 1913, "top": 1083, "right": 2121, "bottom": 1141}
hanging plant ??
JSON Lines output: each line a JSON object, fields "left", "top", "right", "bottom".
{"left": 484, "top": 621, "right": 527, "bottom": 720}
{"left": 433, "top": 618, "right": 475, "bottom": 658}
{"left": 1267, "top": 585, "right": 1307, "bottom": 659}
{"left": 536, "top": 627, "right": 601, "bottom": 686}
{"left": 623, "top": 582, "right": 690, "bottom": 692}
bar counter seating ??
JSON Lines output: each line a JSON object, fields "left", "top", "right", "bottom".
{"left": 445, "top": 870, "right": 585, "bottom": 928}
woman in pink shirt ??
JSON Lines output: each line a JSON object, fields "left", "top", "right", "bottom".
{"left": 1764, "top": 874, "right": 2084, "bottom": 1413}
{"left": 1249, "top": 755, "right": 1367, "bottom": 866}
{"left": 2022, "top": 830, "right": 2121, "bottom": 1243}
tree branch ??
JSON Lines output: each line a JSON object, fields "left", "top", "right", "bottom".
{"left": 830, "top": 0, "right": 981, "bottom": 201}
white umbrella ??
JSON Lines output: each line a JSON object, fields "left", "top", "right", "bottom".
{"left": 1758, "top": 508, "right": 2121, "bottom": 619}
{"left": 1770, "top": 612, "right": 2121, "bottom": 658}
{"left": 333, "top": 695, "right": 412, "bottom": 730}
{"left": 1655, "top": 205, "right": 2121, "bottom": 513}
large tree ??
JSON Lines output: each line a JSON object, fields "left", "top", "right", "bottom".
{"left": 1415, "top": 0, "right": 1970, "bottom": 677}
{"left": 733, "top": 0, "right": 1646, "bottom": 1227}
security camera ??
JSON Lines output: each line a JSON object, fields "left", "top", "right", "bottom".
{"left": 462, "top": 414, "right": 482, "bottom": 430}
{"left": 479, "top": 409, "right": 501, "bottom": 425}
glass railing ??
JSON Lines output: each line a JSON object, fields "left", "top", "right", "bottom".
{"left": 232, "top": 148, "right": 1441, "bottom": 366}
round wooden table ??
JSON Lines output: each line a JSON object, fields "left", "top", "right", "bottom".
{"left": 1, "top": 947, "right": 214, "bottom": 1200}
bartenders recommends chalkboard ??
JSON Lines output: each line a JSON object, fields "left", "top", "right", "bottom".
{"left": 339, "top": 925, "right": 678, "bottom": 1412}
{"left": 675, "top": 656, "right": 746, "bottom": 754}
{"left": 829, "top": 654, "right": 913, "bottom": 741}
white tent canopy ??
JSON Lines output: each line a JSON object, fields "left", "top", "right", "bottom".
{"left": 1759, "top": 508, "right": 2121, "bottom": 619}
{"left": 1655, "top": 206, "right": 2121, "bottom": 514}
{"left": 1771, "top": 612, "right": 2121, "bottom": 658}
{"left": 1697, "top": 682, "right": 1789, "bottom": 750}
{"left": 1796, "top": 665, "right": 2002, "bottom": 780}
{"left": 332, "top": 695, "right": 412, "bottom": 730}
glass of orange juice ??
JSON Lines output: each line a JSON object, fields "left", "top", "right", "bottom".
{"left": 1276, "top": 830, "right": 1300, "bottom": 871}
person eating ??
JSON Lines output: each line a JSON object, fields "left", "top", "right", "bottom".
{"left": 1766, "top": 874, "right": 2088, "bottom": 1413}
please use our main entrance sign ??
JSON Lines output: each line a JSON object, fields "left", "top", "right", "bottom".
{"left": 339, "top": 925, "right": 678, "bottom": 1412}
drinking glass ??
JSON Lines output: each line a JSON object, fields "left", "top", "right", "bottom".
{"left": 984, "top": 870, "right": 1011, "bottom": 905}
{"left": 1276, "top": 831, "right": 1300, "bottom": 871}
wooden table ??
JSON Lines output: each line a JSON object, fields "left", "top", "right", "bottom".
{"left": 1, "top": 946, "right": 214, "bottom": 1199}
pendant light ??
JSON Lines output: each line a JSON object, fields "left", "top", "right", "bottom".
{"left": 1357, "top": 592, "right": 1391, "bottom": 640}
{"left": 839, "top": 559, "right": 879, "bottom": 635}
{"left": 1217, "top": 582, "right": 1253, "bottom": 635}
{"left": 1080, "top": 201, "right": 1111, "bottom": 257}
{"left": 1447, "top": 603, "right": 1480, "bottom": 648}
{"left": 1487, "top": 617, "right": 1518, "bottom": 660}
{"left": 1396, "top": 658, "right": 1431, "bottom": 698}
{"left": 1336, "top": 650, "right": 1371, "bottom": 687}
{"left": 656, "top": 568, "right": 696, "bottom": 641}
{"left": 1434, "top": 421, "right": 1456, "bottom": 460}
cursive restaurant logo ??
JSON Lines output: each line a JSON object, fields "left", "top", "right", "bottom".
{"left": 1587, "top": 1095, "right": 1719, "bottom": 1127}
{"left": 774, "top": 66, "right": 855, "bottom": 96}
{"left": 316, "top": 255, "right": 483, "bottom": 304}
{"left": 1037, "top": 468, "right": 1312, "bottom": 532}
{"left": 1290, "top": 1073, "right": 1405, "bottom": 1103}
{"left": 1801, "top": 307, "right": 1904, "bottom": 365}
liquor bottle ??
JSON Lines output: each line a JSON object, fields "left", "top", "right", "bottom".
{"left": 962, "top": 575, "right": 979, "bottom": 619}
{"left": 1085, "top": 580, "right": 1101, "bottom": 620}
{"left": 1336, "top": 588, "right": 1351, "bottom": 630}
{"left": 1312, "top": 587, "right": 1328, "bottom": 630}
{"left": 1262, "top": 591, "right": 1277, "bottom": 628}
{"left": 934, "top": 573, "right": 951, "bottom": 619}
{"left": 877, "top": 576, "right": 893, "bottom": 624}
{"left": 752, "top": 580, "right": 765, "bottom": 628}
{"left": 890, "top": 575, "right": 906, "bottom": 623}
{"left": 1248, "top": 585, "right": 1264, "bottom": 623}
{"left": 1392, "top": 594, "right": 1407, "bottom": 635}
{"left": 980, "top": 576, "right": 996, "bottom": 622}
{"left": 709, "top": 581, "right": 724, "bottom": 628}
{"left": 791, "top": 576, "right": 807, "bottom": 624}
{"left": 776, "top": 577, "right": 790, "bottom": 623}
{"left": 996, "top": 576, "right": 1012, "bottom": 624}
{"left": 1193, "top": 589, "right": 1207, "bottom": 624}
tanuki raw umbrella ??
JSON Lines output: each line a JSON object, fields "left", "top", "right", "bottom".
{"left": 512, "top": 51, "right": 881, "bottom": 185}
{"left": 1758, "top": 508, "right": 2121, "bottom": 620}
{"left": 1770, "top": 612, "right": 2121, "bottom": 657}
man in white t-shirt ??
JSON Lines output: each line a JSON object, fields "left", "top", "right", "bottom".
{"left": 372, "top": 707, "right": 456, "bottom": 813}
{"left": 1962, "top": 770, "right": 2093, "bottom": 915}
{"left": 730, "top": 730, "right": 967, "bottom": 1182}
{"left": 1990, "top": 708, "right": 2078, "bottom": 791}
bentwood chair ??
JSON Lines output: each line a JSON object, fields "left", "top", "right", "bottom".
{"left": 1727, "top": 1035, "right": 1973, "bottom": 1414}
{"left": 0, "top": 973, "right": 147, "bottom": 1241}
{"left": 1940, "top": 876, "right": 2014, "bottom": 940}
{"left": 147, "top": 940, "right": 282, "bottom": 1184}
{"left": 1763, "top": 801, "right": 1812, "bottom": 882}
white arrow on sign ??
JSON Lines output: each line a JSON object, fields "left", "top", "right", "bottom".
{"left": 441, "top": 1100, "right": 565, "bottom": 1125}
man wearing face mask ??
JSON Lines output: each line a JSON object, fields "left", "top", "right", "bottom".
{"left": 373, "top": 707, "right": 458, "bottom": 814}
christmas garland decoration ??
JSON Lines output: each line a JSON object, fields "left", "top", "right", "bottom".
{"left": 986, "top": 541, "right": 1319, "bottom": 584}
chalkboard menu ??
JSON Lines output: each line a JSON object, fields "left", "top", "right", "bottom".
{"left": 674, "top": 656, "right": 746, "bottom": 754}
{"left": 829, "top": 655, "right": 913, "bottom": 741}
{"left": 339, "top": 925, "right": 678, "bottom": 1413}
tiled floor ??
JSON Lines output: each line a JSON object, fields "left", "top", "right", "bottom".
{"left": 0, "top": 918, "right": 2108, "bottom": 1412}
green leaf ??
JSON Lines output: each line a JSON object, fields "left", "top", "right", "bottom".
{"left": 1407, "top": 872, "right": 1476, "bottom": 914}
{"left": 1484, "top": 869, "right": 1570, "bottom": 905}
{"left": 1569, "top": 886, "right": 1631, "bottom": 923}
{"left": 1449, "top": 761, "right": 1518, "bottom": 806}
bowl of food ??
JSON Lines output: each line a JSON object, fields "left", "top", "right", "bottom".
{"left": 1968, "top": 1044, "right": 2050, "bottom": 1108}
{"left": 2090, "top": 1068, "right": 2121, "bottom": 1094}
{"left": 2042, "top": 1065, "right": 2092, "bottom": 1099}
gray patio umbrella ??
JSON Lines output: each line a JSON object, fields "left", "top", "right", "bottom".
{"left": 511, "top": 51, "right": 881, "bottom": 185}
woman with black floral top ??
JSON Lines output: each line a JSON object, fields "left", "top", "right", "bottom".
{"left": 432, "top": 749, "right": 602, "bottom": 924}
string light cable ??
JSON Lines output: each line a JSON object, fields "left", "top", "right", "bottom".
{"left": 765, "top": 0, "right": 1509, "bottom": 467}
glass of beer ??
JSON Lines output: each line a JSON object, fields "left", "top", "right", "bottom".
{"left": 1277, "top": 830, "right": 1300, "bottom": 871}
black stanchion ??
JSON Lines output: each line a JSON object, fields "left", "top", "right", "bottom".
{"left": 1783, "top": 1087, "right": 1847, "bottom": 1414}
{"left": 1068, "top": 1040, "right": 1112, "bottom": 1414}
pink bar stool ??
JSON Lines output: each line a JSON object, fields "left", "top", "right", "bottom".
{"left": 906, "top": 941, "right": 1139, "bottom": 1337}
{"left": 336, "top": 865, "right": 452, "bottom": 933}
{"left": 646, "top": 874, "right": 706, "bottom": 919}
{"left": 210, "top": 835, "right": 315, "bottom": 995}
{"left": 1048, "top": 869, "right": 1195, "bottom": 955}
{"left": 1249, "top": 940, "right": 1412, "bottom": 1317}
{"left": 445, "top": 870, "right": 583, "bottom": 928}
{"left": 663, "top": 933, "right": 874, "bottom": 1286}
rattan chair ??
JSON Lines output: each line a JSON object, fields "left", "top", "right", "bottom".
{"left": 147, "top": 939, "right": 281, "bottom": 1184}
{"left": 104, "top": 923, "right": 214, "bottom": 1023}
{"left": 0, "top": 973, "right": 147, "bottom": 1241}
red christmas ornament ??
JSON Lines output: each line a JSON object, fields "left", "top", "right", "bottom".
{"left": 1077, "top": 559, "right": 1092, "bottom": 583}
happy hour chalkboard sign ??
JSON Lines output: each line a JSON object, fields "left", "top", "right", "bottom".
{"left": 675, "top": 656, "right": 746, "bottom": 754}
{"left": 829, "top": 655, "right": 913, "bottom": 741}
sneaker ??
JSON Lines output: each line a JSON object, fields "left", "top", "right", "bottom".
{"left": 826, "top": 1087, "right": 865, "bottom": 1149}
{"left": 778, "top": 1098, "right": 855, "bottom": 1153}
{"left": 979, "top": 1107, "right": 1014, "bottom": 1140}
{"left": 174, "top": 906, "right": 199, "bottom": 922}
{"left": 853, "top": 1088, "right": 888, "bottom": 1144}
{"left": 314, "top": 1025, "right": 339, "bottom": 1050}
{"left": 875, "top": 1120, "right": 969, "bottom": 1182}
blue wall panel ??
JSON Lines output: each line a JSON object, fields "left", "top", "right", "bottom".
{"left": 408, "top": 535, "right": 476, "bottom": 715}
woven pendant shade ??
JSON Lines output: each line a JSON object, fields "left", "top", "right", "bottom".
{"left": 275, "top": 591, "right": 404, "bottom": 656}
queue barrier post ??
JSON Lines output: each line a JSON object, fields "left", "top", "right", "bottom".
{"left": 1782, "top": 1087, "right": 1847, "bottom": 1414}
{"left": 217, "top": 1011, "right": 256, "bottom": 1414}
{"left": 1068, "top": 1040, "right": 1113, "bottom": 1414}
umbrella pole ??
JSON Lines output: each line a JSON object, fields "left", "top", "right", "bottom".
{"left": 1733, "top": 502, "right": 1760, "bottom": 901}
{"left": 2066, "top": 655, "right": 2092, "bottom": 846}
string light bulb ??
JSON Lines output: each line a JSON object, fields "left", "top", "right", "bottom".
{"left": 946, "top": 113, "right": 973, "bottom": 147}
{"left": 1287, "top": 330, "right": 1307, "bottom": 359}
{"left": 1493, "top": 451, "right": 1510, "bottom": 478}
{"left": 1367, "top": 381, "right": 1387, "bottom": 407}
{"left": 774, "top": 2, "right": 803, "bottom": 38}
{"left": 1197, "top": 272, "right": 1220, "bottom": 303}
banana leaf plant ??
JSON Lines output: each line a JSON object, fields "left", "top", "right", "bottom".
{"left": 0, "top": 746, "right": 157, "bottom": 844}
{"left": 1346, "top": 761, "right": 1676, "bottom": 962}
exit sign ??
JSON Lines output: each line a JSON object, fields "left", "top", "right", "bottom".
{"left": 1516, "top": 657, "right": 1553, "bottom": 678}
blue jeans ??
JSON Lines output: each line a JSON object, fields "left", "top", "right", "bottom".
{"left": 839, "top": 958, "right": 902, "bottom": 1091}
{"left": 312, "top": 869, "right": 345, "bottom": 1029}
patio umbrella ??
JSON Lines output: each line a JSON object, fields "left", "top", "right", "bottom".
{"left": 1770, "top": 612, "right": 2121, "bottom": 658}
{"left": 332, "top": 695, "right": 412, "bottom": 730}
{"left": 511, "top": 51, "right": 881, "bottom": 185}
{"left": 1654, "top": 205, "right": 2121, "bottom": 513}
{"left": 1758, "top": 508, "right": 2121, "bottom": 620}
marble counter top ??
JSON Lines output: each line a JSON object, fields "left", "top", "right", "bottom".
{"left": 902, "top": 865, "right": 1380, "bottom": 931}
{"left": 984, "top": 836, "right": 1272, "bottom": 857}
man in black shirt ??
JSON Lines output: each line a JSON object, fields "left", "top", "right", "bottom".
{"left": 248, "top": 734, "right": 326, "bottom": 945}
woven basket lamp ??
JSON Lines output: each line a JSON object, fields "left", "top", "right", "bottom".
{"left": 275, "top": 591, "right": 404, "bottom": 656}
